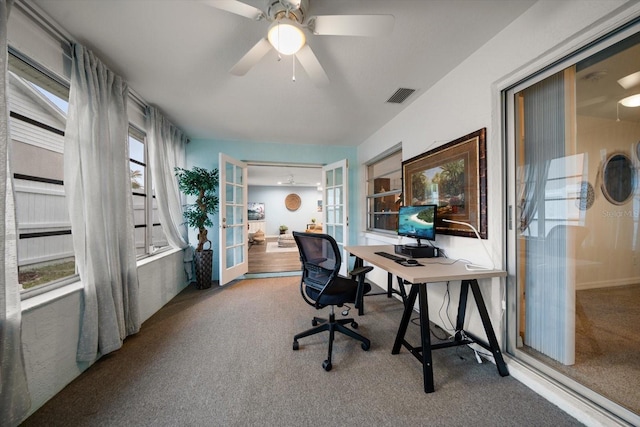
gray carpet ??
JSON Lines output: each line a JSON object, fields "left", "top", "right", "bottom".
{"left": 525, "top": 284, "right": 640, "bottom": 414}
{"left": 22, "top": 276, "right": 583, "bottom": 426}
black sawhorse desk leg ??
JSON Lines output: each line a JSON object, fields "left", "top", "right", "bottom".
{"left": 455, "top": 279, "right": 509, "bottom": 377}
{"left": 392, "top": 284, "right": 435, "bottom": 393}
{"left": 392, "top": 280, "right": 508, "bottom": 393}
{"left": 352, "top": 257, "right": 407, "bottom": 315}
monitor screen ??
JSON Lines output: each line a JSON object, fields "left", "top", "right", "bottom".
{"left": 397, "top": 205, "right": 437, "bottom": 245}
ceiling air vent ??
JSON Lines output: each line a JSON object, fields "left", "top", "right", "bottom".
{"left": 386, "top": 88, "right": 416, "bottom": 104}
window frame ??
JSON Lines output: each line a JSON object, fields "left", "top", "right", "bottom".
{"left": 365, "top": 147, "right": 402, "bottom": 234}
{"left": 128, "top": 126, "right": 169, "bottom": 258}
{"left": 8, "top": 52, "right": 79, "bottom": 297}
{"left": 9, "top": 49, "right": 171, "bottom": 298}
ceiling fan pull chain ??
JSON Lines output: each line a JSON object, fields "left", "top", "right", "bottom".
{"left": 292, "top": 55, "right": 296, "bottom": 82}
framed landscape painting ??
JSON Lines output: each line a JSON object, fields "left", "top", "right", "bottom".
{"left": 402, "top": 128, "right": 487, "bottom": 238}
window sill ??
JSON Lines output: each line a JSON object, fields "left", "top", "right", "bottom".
{"left": 363, "top": 231, "right": 399, "bottom": 245}
{"left": 137, "top": 246, "right": 182, "bottom": 267}
{"left": 21, "top": 279, "right": 83, "bottom": 313}
{"left": 21, "top": 246, "right": 184, "bottom": 313}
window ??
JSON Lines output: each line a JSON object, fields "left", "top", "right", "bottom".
{"left": 8, "top": 53, "right": 75, "bottom": 292}
{"left": 366, "top": 149, "right": 402, "bottom": 233}
{"left": 8, "top": 50, "right": 168, "bottom": 293}
{"left": 506, "top": 25, "right": 640, "bottom": 419}
{"left": 128, "top": 128, "right": 168, "bottom": 256}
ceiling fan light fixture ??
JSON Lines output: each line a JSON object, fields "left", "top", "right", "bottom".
{"left": 619, "top": 93, "right": 640, "bottom": 107}
{"left": 268, "top": 19, "right": 306, "bottom": 55}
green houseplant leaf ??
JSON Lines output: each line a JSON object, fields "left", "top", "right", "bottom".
{"left": 175, "top": 166, "right": 219, "bottom": 252}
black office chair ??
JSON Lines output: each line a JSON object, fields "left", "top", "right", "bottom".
{"left": 292, "top": 231, "right": 373, "bottom": 371}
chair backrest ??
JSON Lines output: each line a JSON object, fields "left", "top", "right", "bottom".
{"left": 545, "top": 224, "right": 589, "bottom": 259}
{"left": 293, "top": 231, "right": 342, "bottom": 296}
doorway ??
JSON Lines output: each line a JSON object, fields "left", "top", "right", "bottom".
{"left": 246, "top": 163, "right": 323, "bottom": 274}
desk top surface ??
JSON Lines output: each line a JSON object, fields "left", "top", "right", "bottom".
{"left": 345, "top": 245, "right": 507, "bottom": 283}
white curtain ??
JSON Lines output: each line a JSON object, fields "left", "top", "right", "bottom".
{"left": 1, "top": 1, "right": 32, "bottom": 425}
{"left": 145, "top": 106, "right": 193, "bottom": 280}
{"left": 65, "top": 43, "right": 140, "bottom": 362}
{"left": 145, "top": 105, "right": 189, "bottom": 249}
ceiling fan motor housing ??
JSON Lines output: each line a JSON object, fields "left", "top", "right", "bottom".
{"left": 267, "top": 0, "right": 309, "bottom": 24}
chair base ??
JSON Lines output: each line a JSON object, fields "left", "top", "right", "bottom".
{"left": 293, "top": 310, "right": 370, "bottom": 371}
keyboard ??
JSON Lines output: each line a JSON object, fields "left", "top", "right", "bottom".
{"left": 374, "top": 251, "right": 405, "bottom": 262}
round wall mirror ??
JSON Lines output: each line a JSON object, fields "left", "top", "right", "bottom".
{"left": 601, "top": 153, "right": 635, "bottom": 205}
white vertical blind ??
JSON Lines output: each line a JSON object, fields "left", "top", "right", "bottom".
{"left": 520, "top": 71, "right": 576, "bottom": 365}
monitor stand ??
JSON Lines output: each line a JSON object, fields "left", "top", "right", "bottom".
{"left": 404, "top": 238, "right": 425, "bottom": 247}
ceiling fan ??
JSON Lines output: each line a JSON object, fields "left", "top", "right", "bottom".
{"left": 280, "top": 173, "right": 313, "bottom": 186}
{"left": 203, "top": 0, "right": 395, "bottom": 86}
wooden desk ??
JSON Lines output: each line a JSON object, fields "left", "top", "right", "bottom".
{"left": 345, "top": 244, "right": 509, "bottom": 393}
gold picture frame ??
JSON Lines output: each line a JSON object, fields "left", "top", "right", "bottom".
{"left": 402, "top": 128, "right": 487, "bottom": 238}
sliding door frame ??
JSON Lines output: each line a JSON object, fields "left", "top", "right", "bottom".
{"left": 502, "top": 16, "right": 640, "bottom": 425}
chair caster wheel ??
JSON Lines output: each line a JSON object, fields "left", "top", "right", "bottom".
{"left": 322, "top": 360, "right": 332, "bottom": 371}
{"left": 312, "top": 319, "right": 318, "bottom": 326}
{"left": 351, "top": 321, "right": 358, "bottom": 329}
{"left": 361, "top": 342, "right": 370, "bottom": 351}
{"left": 293, "top": 341, "right": 299, "bottom": 351}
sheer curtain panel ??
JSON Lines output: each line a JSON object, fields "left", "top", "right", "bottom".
{"left": 145, "top": 105, "right": 189, "bottom": 249}
{"left": 1, "top": 1, "right": 32, "bottom": 425}
{"left": 65, "top": 43, "right": 140, "bottom": 362}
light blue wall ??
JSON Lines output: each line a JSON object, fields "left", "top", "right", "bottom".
{"left": 249, "top": 185, "right": 322, "bottom": 236}
{"left": 186, "top": 139, "right": 358, "bottom": 280}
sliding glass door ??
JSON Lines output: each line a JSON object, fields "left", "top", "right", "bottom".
{"left": 505, "top": 25, "right": 640, "bottom": 421}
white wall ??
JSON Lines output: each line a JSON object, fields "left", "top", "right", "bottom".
{"left": 248, "top": 185, "right": 322, "bottom": 236}
{"left": 20, "top": 248, "right": 189, "bottom": 418}
{"left": 357, "top": 0, "right": 640, "bottom": 346}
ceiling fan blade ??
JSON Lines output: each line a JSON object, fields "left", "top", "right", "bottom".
{"left": 201, "top": 0, "right": 265, "bottom": 20}
{"left": 229, "top": 38, "right": 272, "bottom": 76}
{"left": 296, "top": 44, "right": 329, "bottom": 87}
{"left": 309, "top": 15, "right": 395, "bottom": 37}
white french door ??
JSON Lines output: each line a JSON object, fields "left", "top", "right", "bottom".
{"left": 322, "top": 159, "right": 348, "bottom": 275}
{"left": 218, "top": 153, "right": 248, "bottom": 285}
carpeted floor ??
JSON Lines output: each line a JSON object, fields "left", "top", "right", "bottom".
{"left": 22, "top": 277, "right": 583, "bottom": 426}
{"left": 524, "top": 283, "right": 640, "bottom": 415}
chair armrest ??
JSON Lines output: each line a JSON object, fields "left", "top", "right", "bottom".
{"left": 349, "top": 265, "right": 373, "bottom": 277}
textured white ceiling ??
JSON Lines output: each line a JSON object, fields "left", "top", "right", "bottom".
{"left": 31, "top": 0, "right": 536, "bottom": 146}
{"left": 248, "top": 164, "right": 321, "bottom": 187}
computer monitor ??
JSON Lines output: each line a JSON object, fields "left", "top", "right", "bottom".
{"left": 397, "top": 205, "right": 437, "bottom": 247}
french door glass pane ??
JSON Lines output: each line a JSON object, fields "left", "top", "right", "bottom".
{"left": 334, "top": 167, "right": 343, "bottom": 186}
{"left": 326, "top": 170, "right": 334, "bottom": 187}
{"left": 235, "top": 185, "right": 243, "bottom": 204}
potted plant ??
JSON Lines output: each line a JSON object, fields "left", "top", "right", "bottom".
{"left": 175, "top": 166, "right": 219, "bottom": 289}
{"left": 279, "top": 225, "right": 289, "bottom": 235}
{"left": 309, "top": 218, "right": 317, "bottom": 229}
